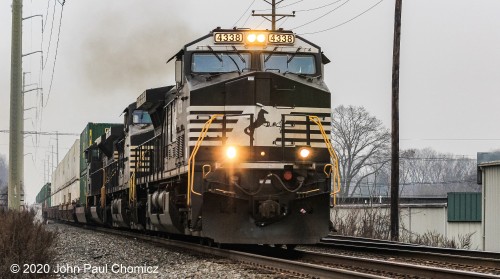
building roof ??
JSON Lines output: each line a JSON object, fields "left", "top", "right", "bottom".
{"left": 478, "top": 160, "right": 500, "bottom": 168}
{"left": 478, "top": 152, "right": 500, "bottom": 167}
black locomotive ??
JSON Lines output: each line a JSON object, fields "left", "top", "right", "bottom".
{"left": 39, "top": 28, "right": 341, "bottom": 246}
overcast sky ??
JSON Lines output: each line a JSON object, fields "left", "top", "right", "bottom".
{"left": 1, "top": 0, "right": 500, "bottom": 204}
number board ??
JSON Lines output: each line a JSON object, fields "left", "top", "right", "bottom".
{"left": 214, "top": 32, "right": 244, "bottom": 44}
{"left": 268, "top": 33, "right": 295, "bottom": 44}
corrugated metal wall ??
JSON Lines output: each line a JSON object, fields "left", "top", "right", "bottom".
{"left": 483, "top": 164, "right": 500, "bottom": 252}
{"left": 447, "top": 192, "right": 481, "bottom": 222}
{"left": 448, "top": 222, "right": 482, "bottom": 250}
{"left": 332, "top": 205, "right": 482, "bottom": 250}
{"left": 401, "top": 207, "right": 446, "bottom": 236}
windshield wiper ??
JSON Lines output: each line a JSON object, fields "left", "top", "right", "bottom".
{"left": 205, "top": 70, "right": 241, "bottom": 81}
{"left": 283, "top": 71, "right": 307, "bottom": 79}
{"left": 232, "top": 46, "right": 246, "bottom": 64}
{"left": 287, "top": 46, "right": 302, "bottom": 64}
{"left": 226, "top": 54, "right": 241, "bottom": 75}
{"left": 264, "top": 46, "right": 279, "bottom": 62}
{"left": 206, "top": 45, "right": 222, "bottom": 62}
{"left": 206, "top": 46, "right": 241, "bottom": 75}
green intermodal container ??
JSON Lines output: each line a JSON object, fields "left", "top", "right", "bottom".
{"left": 79, "top": 123, "right": 122, "bottom": 205}
{"left": 36, "top": 183, "right": 51, "bottom": 207}
{"left": 79, "top": 123, "right": 122, "bottom": 175}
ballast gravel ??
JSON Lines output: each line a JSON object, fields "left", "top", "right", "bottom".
{"left": 46, "top": 223, "right": 288, "bottom": 279}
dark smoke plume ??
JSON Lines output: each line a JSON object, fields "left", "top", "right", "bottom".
{"left": 79, "top": 5, "right": 196, "bottom": 94}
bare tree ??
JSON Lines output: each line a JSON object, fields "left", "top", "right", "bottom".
{"left": 331, "top": 105, "right": 391, "bottom": 198}
{"left": 376, "top": 148, "right": 479, "bottom": 197}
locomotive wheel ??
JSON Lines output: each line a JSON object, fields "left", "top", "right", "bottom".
{"left": 206, "top": 238, "right": 214, "bottom": 247}
{"left": 286, "top": 244, "right": 297, "bottom": 250}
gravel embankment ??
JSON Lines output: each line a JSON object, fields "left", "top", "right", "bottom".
{"left": 46, "top": 223, "right": 287, "bottom": 278}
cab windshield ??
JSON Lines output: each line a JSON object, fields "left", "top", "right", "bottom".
{"left": 133, "top": 110, "right": 152, "bottom": 124}
{"left": 192, "top": 53, "right": 250, "bottom": 73}
{"left": 262, "top": 53, "right": 316, "bottom": 75}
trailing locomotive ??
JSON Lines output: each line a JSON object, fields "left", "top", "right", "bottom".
{"left": 38, "top": 28, "right": 340, "bottom": 246}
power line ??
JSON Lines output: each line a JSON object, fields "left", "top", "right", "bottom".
{"left": 42, "top": 0, "right": 51, "bottom": 32}
{"left": 278, "top": 16, "right": 290, "bottom": 28}
{"left": 295, "top": 0, "right": 343, "bottom": 12}
{"left": 291, "top": 0, "right": 351, "bottom": 30}
{"left": 44, "top": 0, "right": 66, "bottom": 108}
{"left": 241, "top": 13, "right": 253, "bottom": 27}
{"left": 0, "top": 130, "right": 78, "bottom": 136}
{"left": 298, "top": 0, "right": 385, "bottom": 35}
{"left": 253, "top": 0, "right": 303, "bottom": 11}
{"left": 233, "top": 0, "right": 256, "bottom": 27}
{"left": 43, "top": 0, "right": 56, "bottom": 69}
{"left": 401, "top": 138, "right": 500, "bottom": 141}
{"left": 254, "top": 18, "right": 267, "bottom": 29}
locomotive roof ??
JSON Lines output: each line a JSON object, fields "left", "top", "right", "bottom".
{"left": 167, "top": 27, "right": 330, "bottom": 64}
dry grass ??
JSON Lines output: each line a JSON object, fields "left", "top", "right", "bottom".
{"left": 0, "top": 209, "right": 58, "bottom": 278}
{"left": 332, "top": 207, "right": 474, "bottom": 249}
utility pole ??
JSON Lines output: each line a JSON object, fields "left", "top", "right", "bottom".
{"left": 46, "top": 159, "right": 49, "bottom": 183}
{"left": 252, "top": 0, "right": 295, "bottom": 31}
{"left": 391, "top": 0, "right": 403, "bottom": 241}
{"left": 51, "top": 145, "right": 54, "bottom": 176}
{"left": 56, "top": 131, "right": 59, "bottom": 164}
{"left": 8, "top": 0, "right": 23, "bottom": 210}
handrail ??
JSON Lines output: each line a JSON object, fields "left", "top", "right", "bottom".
{"left": 129, "top": 171, "right": 136, "bottom": 204}
{"left": 187, "top": 114, "right": 224, "bottom": 207}
{"left": 309, "top": 115, "right": 341, "bottom": 206}
{"left": 101, "top": 168, "right": 106, "bottom": 208}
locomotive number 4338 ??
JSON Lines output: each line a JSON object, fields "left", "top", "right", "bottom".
{"left": 268, "top": 33, "right": 295, "bottom": 44}
{"left": 214, "top": 32, "right": 244, "bottom": 43}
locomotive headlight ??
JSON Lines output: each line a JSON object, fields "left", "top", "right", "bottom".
{"left": 247, "top": 34, "right": 257, "bottom": 43}
{"left": 257, "top": 34, "right": 266, "bottom": 43}
{"left": 299, "top": 147, "right": 311, "bottom": 159}
{"left": 226, "top": 146, "right": 237, "bottom": 159}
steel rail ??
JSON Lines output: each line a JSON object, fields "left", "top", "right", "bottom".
{"left": 321, "top": 236, "right": 500, "bottom": 268}
{"left": 295, "top": 250, "right": 499, "bottom": 279}
{"left": 59, "top": 223, "right": 499, "bottom": 278}
{"left": 78, "top": 225, "right": 382, "bottom": 278}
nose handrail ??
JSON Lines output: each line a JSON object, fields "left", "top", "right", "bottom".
{"left": 309, "top": 115, "right": 341, "bottom": 206}
{"left": 187, "top": 114, "right": 224, "bottom": 207}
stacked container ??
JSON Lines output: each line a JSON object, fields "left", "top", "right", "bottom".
{"left": 79, "top": 123, "right": 122, "bottom": 205}
{"left": 50, "top": 140, "right": 80, "bottom": 207}
{"left": 35, "top": 182, "right": 51, "bottom": 207}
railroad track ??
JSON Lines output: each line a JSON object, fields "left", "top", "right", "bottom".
{"left": 321, "top": 235, "right": 500, "bottom": 269}
{"left": 63, "top": 223, "right": 500, "bottom": 278}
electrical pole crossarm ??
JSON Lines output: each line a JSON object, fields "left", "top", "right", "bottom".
{"left": 22, "top": 87, "right": 42, "bottom": 94}
{"left": 252, "top": 13, "right": 295, "bottom": 17}
{"left": 22, "top": 14, "right": 42, "bottom": 21}
{"left": 22, "top": 50, "right": 42, "bottom": 57}
{"left": 252, "top": 0, "right": 295, "bottom": 31}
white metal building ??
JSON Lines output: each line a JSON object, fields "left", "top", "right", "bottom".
{"left": 332, "top": 204, "right": 483, "bottom": 250}
{"left": 479, "top": 161, "right": 500, "bottom": 252}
